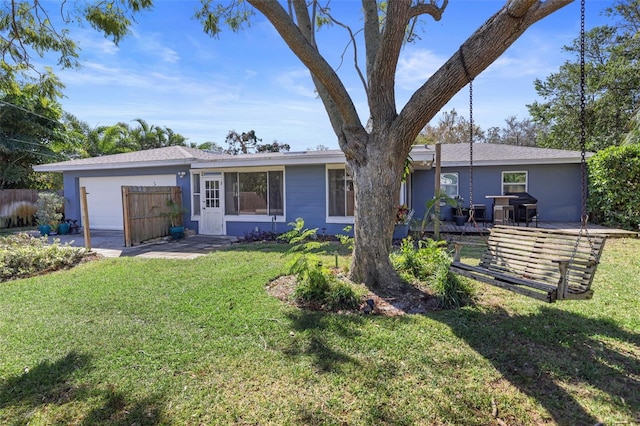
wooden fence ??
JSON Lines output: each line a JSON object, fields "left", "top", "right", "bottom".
{"left": 122, "top": 186, "right": 182, "bottom": 247}
{"left": 0, "top": 189, "right": 39, "bottom": 228}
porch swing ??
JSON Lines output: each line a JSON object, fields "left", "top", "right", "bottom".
{"left": 449, "top": 0, "right": 607, "bottom": 303}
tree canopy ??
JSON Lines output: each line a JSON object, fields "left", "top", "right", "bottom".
{"left": 0, "top": 88, "right": 63, "bottom": 189}
{"left": 528, "top": 0, "right": 640, "bottom": 151}
{"left": 224, "top": 130, "right": 290, "bottom": 154}
{"left": 0, "top": 1, "right": 153, "bottom": 97}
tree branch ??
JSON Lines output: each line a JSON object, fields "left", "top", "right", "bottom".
{"left": 362, "top": 0, "right": 380, "bottom": 85}
{"left": 248, "top": 0, "right": 364, "bottom": 152}
{"left": 368, "top": 1, "right": 411, "bottom": 124}
{"left": 409, "top": 0, "right": 448, "bottom": 20}
{"left": 394, "top": 0, "right": 572, "bottom": 149}
{"left": 320, "top": 10, "right": 368, "bottom": 93}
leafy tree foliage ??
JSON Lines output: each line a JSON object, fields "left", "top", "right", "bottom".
{"left": 623, "top": 109, "right": 640, "bottom": 145}
{"left": 191, "top": 141, "right": 226, "bottom": 153}
{"left": 224, "top": 130, "right": 261, "bottom": 154}
{"left": 129, "top": 118, "right": 187, "bottom": 150}
{"left": 485, "top": 116, "right": 544, "bottom": 146}
{"left": 58, "top": 117, "right": 188, "bottom": 158}
{"left": 419, "top": 109, "right": 484, "bottom": 144}
{"left": 418, "top": 111, "right": 542, "bottom": 147}
{"left": 224, "top": 130, "right": 289, "bottom": 154}
{"left": 0, "top": 90, "right": 63, "bottom": 189}
{"left": 588, "top": 144, "right": 640, "bottom": 230}
{"left": 0, "top": 1, "right": 153, "bottom": 187}
{"left": 528, "top": 0, "right": 640, "bottom": 152}
{"left": 0, "top": 1, "right": 153, "bottom": 98}
{"left": 256, "top": 141, "right": 291, "bottom": 153}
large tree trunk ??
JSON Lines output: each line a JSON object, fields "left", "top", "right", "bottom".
{"left": 348, "top": 133, "right": 408, "bottom": 293}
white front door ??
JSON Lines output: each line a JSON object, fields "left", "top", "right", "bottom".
{"left": 200, "top": 176, "right": 224, "bottom": 235}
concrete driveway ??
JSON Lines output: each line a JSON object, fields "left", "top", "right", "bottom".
{"left": 35, "top": 230, "right": 238, "bottom": 259}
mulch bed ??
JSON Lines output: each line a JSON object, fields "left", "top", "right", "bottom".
{"left": 266, "top": 274, "right": 442, "bottom": 316}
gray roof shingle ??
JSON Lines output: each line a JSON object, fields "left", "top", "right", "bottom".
{"left": 33, "top": 143, "right": 586, "bottom": 173}
{"left": 33, "top": 146, "right": 230, "bottom": 171}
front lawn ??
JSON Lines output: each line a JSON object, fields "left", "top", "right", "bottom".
{"left": 0, "top": 238, "right": 638, "bottom": 425}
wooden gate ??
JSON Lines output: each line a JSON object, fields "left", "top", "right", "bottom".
{"left": 122, "top": 186, "right": 182, "bottom": 247}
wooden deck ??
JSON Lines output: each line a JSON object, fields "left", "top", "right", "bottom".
{"left": 415, "top": 221, "right": 639, "bottom": 239}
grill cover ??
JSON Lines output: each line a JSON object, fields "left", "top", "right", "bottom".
{"left": 506, "top": 192, "right": 538, "bottom": 222}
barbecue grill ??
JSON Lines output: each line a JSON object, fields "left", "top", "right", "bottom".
{"left": 506, "top": 192, "right": 538, "bottom": 227}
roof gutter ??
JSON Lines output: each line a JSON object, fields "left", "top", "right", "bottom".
{"left": 33, "top": 158, "right": 194, "bottom": 173}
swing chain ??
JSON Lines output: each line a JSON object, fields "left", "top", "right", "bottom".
{"left": 568, "top": 0, "right": 598, "bottom": 277}
{"left": 579, "top": 0, "right": 588, "bottom": 225}
{"left": 468, "top": 78, "right": 475, "bottom": 221}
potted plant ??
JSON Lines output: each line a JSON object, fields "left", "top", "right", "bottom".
{"left": 165, "top": 198, "right": 188, "bottom": 240}
{"left": 452, "top": 196, "right": 467, "bottom": 226}
{"left": 393, "top": 205, "right": 413, "bottom": 239}
{"left": 35, "top": 192, "right": 64, "bottom": 236}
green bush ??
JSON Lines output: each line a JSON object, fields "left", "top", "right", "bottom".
{"left": 390, "top": 237, "right": 475, "bottom": 309}
{"left": 290, "top": 256, "right": 361, "bottom": 311}
{"left": 282, "top": 218, "right": 361, "bottom": 311}
{"left": 0, "top": 233, "right": 86, "bottom": 282}
{"left": 588, "top": 144, "right": 640, "bottom": 230}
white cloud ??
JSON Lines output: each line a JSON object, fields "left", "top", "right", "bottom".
{"left": 274, "top": 69, "right": 316, "bottom": 98}
{"left": 396, "top": 49, "right": 445, "bottom": 90}
{"left": 77, "top": 36, "right": 119, "bottom": 56}
{"left": 131, "top": 30, "right": 180, "bottom": 64}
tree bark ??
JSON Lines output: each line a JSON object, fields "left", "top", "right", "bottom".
{"left": 348, "top": 132, "right": 407, "bottom": 292}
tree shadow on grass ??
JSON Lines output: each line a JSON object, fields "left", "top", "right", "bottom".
{"left": 284, "top": 310, "right": 416, "bottom": 425}
{"left": 0, "top": 350, "right": 92, "bottom": 413}
{"left": 284, "top": 310, "right": 365, "bottom": 373}
{"left": 433, "top": 305, "right": 640, "bottom": 424}
{"left": 0, "top": 350, "right": 166, "bottom": 425}
{"left": 81, "top": 389, "right": 164, "bottom": 426}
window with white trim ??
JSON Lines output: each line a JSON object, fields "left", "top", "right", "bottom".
{"left": 327, "top": 168, "right": 354, "bottom": 217}
{"left": 191, "top": 172, "right": 201, "bottom": 216}
{"left": 502, "top": 171, "right": 528, "bottom": 194}
{"left": 440, "top": 172, "right": 459, "bottom": 198}
{"left": 224, "top": 171, "right": 284, "bottom": 215}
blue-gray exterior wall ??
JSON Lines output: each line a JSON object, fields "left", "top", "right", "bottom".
{"left": 61, "top": 165, "right": 196, "bottom": 230}
{"left": 60, "top": 161, "right": 582, "bottom": 238}
{"left": 411, "top": 163, "right": 582, "bottom": 223}
{"left": 224, "top": 165, "right": 352, "bottom": 237}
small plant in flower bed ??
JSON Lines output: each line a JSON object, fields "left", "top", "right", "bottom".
{"left": 0, "top": 233, "right": 87, "bottom": 282}
{"left": 282, "top": 218, "right": 363, "bottom": 311}
{"left": 390, "top": 237, "right": 475, "bottom": 309}
{"left": 242, "top": 230, "right": 282, "bottom": 242}
{"left": 289, "top": 256, "right": 363, "bottom": 311}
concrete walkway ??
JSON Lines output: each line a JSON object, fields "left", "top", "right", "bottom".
{"left": 34, "top": 230, "right": 238, "bottom": 259}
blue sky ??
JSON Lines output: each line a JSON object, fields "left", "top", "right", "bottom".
{"left": 51, "top": 1, "right": 614, "bottom": 151}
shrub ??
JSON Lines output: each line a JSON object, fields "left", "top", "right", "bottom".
{"left": 390, "top": 237, "right": 475, "bottom": 309}
{"left": 282, "top": 218, "right": 361, "bottom": 311}
{"left": 34, "top": 192, "right": 64, "bottom": 227}
{"left": 242, "top": 230, "right": 280, "bottom": 242}
{"left": 588, "top": 144, "right": 640, "bottom": 231}
{"left": 0, "top": 233, "right": 86, "bottom": 282}
{"left": 278, "top": 217, "right": 318, "bottom": 245}
{"left": 289, "top": 255, "right": 362, "bottom": 311}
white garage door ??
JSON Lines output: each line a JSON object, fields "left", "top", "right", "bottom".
{"left": 79, "top": 175, "right": 176, "bottom": 230}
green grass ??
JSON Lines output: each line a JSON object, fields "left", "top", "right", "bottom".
{"left": 0, "top": 239, "right": 638, "bottom": 425}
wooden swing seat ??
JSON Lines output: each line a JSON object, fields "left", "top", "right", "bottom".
{"left": 450, "top": 226, "right": 607, "bottom": 303}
